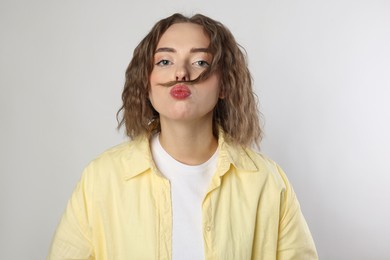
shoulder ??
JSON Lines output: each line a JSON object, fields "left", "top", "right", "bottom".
{"left": 240, "top": 147, "right": 292, "bottom": 191}
{"left": 219, "top": 133, "right": 291, "bottom": 191}
{"left": 87, "top": 142, "right": 133, "bottom": 170}
{"left": 82, "top": 136, "right": 151, "bottom": 181}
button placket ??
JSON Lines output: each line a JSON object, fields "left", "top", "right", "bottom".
{"left": 156, "top": 174, "right": 172, "bottom": 260}
{"left": 202, "top": 191, "right": 214, "bottom": 256}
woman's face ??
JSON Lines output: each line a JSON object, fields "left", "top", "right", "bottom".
{"left": 149, "top": 22, "right": 221, "bottom": 125}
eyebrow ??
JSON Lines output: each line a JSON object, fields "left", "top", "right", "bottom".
{"left": 154, "top": 47, "right": 211, "bottom": 54}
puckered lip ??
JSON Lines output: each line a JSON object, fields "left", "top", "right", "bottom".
{"left": 170, "top": 84, "right": 191, "bottom": 99}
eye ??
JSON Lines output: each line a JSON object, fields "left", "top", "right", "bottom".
{"left": 193, "top": 60, "right": 210, "bottom": 68}
{"left": 155, "top": 59, "right": 172, "bottom": 66}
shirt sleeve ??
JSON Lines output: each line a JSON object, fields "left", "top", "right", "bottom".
{"left": 276, "top": 165, "right": 318, "bottom": 260}
{"left": 47, "top": 165, "right": 95, "bottom": 260}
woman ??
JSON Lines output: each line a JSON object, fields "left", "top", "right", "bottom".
{"left": 48, "top": 13, "right": 318, "bottom": 260}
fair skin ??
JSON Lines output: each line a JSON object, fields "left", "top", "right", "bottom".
{"left": 149, "top": 22, "right": 222, "bottom": 165}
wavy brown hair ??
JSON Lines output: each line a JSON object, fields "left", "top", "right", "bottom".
{"left": 117, "top": 13, "right": 262, "bottom": 147}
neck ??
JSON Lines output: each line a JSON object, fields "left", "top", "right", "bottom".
{"left": 158, "top": 119, "right": 218, "bottom": 166}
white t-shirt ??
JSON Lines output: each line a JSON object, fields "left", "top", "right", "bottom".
{"left": 151, "top": 134, "right": 218, "bottom": 260}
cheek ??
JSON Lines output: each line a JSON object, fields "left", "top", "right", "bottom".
{"left": 150, "top": 66, "right": 164, "bottom": 82}
{"left": 150, "top": 68, "right": 168, "bottom": 85}
{"left": 149, "top": 71, "right": 157, "bottom": 86}
{"left": 149, "top": 71, "right": 160, "bottom": 102}
{"left": 148, "top": 85, "right": 167, "bottom": 113}
{"left": 206, "top": 76, "right": 221, "bottom": 99}
{"left": 148, "top": 87, "right": 157, "bottom": 108}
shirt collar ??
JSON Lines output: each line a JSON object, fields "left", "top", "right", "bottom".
{"left": 122, "top": 135, "right": 155, "bottom": 181}
{"left": 122, "top": 129, "right": 258, "bottom": 181}
{"left": 216, "top": 128, "right": 258, "bottom": 175}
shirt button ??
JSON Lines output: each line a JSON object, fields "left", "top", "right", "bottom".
{"left": 206, "top": 226, "right": 211, "bottom": 232}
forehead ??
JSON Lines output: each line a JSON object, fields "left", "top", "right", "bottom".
{"left": 156, "top": 23, "right": 210, "bottom": 49}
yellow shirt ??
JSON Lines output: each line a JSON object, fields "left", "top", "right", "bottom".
{"left": 48, "top": 132, "right": 318, "bottom": 260}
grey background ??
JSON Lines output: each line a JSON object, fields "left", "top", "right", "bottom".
{"left": 1, "top": 0, "right": 389, "bottom": 259}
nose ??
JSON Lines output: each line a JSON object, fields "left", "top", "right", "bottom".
{"left": 175, "top": 64, "right": 189, "bottom": 81}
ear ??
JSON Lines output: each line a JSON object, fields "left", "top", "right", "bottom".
{"left": 219, "top": 87, "right": 225, "bottom": 99}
